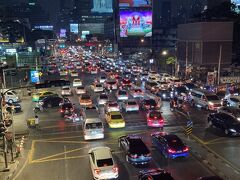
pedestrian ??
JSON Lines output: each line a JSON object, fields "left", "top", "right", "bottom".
{"left": 35, "top": 115, "right": 39, "bottom": 128}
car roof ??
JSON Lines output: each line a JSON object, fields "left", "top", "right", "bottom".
{"left": 92, "top": 147, "right": 111, "bottom": 159}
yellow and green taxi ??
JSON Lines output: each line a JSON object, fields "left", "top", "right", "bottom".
{"left": 32, "top": 91, "right": 55, "bottom": 102}
{"left": 105, "top": 111, "right": 125, "bottom": 128}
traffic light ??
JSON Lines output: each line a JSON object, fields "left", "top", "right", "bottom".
{"left": 0, "top": 121, "right": 6, "bottom": 136}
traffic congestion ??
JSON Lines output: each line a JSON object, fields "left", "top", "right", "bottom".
{"left": 17, "top": 45, "right": 240, "bottom": 180}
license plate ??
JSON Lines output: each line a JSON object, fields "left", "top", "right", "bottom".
{"left": 177, "top": 151, "right": 182, "bottom": 153}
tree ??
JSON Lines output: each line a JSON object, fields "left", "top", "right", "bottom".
{"left": 166, "top": 56, "right": 176, "bottom": 76}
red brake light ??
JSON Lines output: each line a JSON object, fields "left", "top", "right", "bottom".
{"left": 112, "top": 166, "right": 118, "bottom": 173}
{"left": 94, "top": 169, "right": 101, "bottom": 174}
{"left": 183, "top": 147, "right": 189, "bottom": 152}
{"left": 130, "top": 154, "right": 138, "bottom": 158}
{"left": 60, "top": 109, "right": 64, "bottom": 113}
{"left": 168, "top": 149, "right": 176, "bottom": 153}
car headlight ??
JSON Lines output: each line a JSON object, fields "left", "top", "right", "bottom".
{"left": 209, "top": 102, "right": 214, "bottom": 106}
{"left": 162, "top": 94, "right": 166, "bottom": 98}
{"left": 229, "top": 128, "right": 236, "bottom": 133}
{"left": 237, "top": 117, "right": 240, "bottom": 121}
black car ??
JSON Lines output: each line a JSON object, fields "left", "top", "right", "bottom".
{"left": 60, "top": 103, "right": 74, "bottom": 117}
{"left": 118, "top": 135, "right": 151, "bottom": 165}
{"left": 140, "top": 99, "right": 158, "bottom": 110}
{"left": 208, "top": 113, "right": 240, "bottom": 136}
{"left": 170, "top": 86, "right": 187, "bottom": 98}
{"left": 6, "top": 102, "right": 22, "bottom": 113}
{"left": 158, "top": 89, "right": 171, "bottom": 100}
{"left": 40, "top": 96, "right": 63, "bottom": 108}
{"left": 139, "top": 168, "right": 174, "bottom": 180}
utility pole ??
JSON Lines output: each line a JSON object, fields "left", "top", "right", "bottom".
{"left": 217, "top": 45, "right": 222, "bottom": 85}
{"left": 185, "top": 41, "right": 188, "bottom": 78}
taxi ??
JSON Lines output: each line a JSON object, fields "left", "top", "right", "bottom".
{"left": 105, "top": 111, "right": 125, "bottom": 128}
{"left": 79, "top": 94, "right": 93, "bottom": 106}
{"left": 32, "top": 91, "right": 55, "bottom": 102}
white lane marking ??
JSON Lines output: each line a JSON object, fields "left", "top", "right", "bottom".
{"left": 64, "top": 145, "right": 69, "bottom": 180}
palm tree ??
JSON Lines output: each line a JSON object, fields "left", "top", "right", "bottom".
{"left": 166, "top": 56, "right": 176, "bottom": 76}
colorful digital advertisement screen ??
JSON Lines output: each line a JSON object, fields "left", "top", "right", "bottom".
{"left": 91, "top": 0, "right": 113, "bottom": 13}
{"left": 120, "top": 11, "right": 152, "bottom": 37}
{"left": 232, "top": 0, "right": 240, "bottom": 13}
{"left": 119, "top": 0, "right": 152, "bottom": 7}
{"left": 70, "top": 24, "right": 79, "bottom": 34}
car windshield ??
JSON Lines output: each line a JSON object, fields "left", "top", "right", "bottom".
{"left": 107, "top": 81, "right": 116, "bottom": 85}
{"left": 96, "top": 84, "right": 102, "bottom": 87}
{"left": 100, "top": 95, "right": 108, "bottom": 99}
{"left": 149, "top": 112, "right": 162, "bottom": 119}
{"left": 85, "top": 122, "right": 102, "bottom": 129}
{"left": 81, "top": 95, "right": 90, "bottom": 100}
{"left": 111, "top": 114, "right": 122, "bottom": 119}
{"left": 149, "top": 82, "right": 158, "bottom": 86}
{"left": 145, "top": 99, "right": 157, "bottom": 105}
{"left": 128, "top": 101, "right": 137, "bottom": 105}
{"left": 97, "top": 158, "right": 113, "bottom": 167}
{"left": 109, "top": 103, "right": 118, "bottom": 107}
{"left": 206, "top": 95, "right": 220, "bottom": 101}
{"left": 230, "top": 98, "right": 240, "bottom": 103}
{"left": 62, "top": 103, "right": 72, "bottom": 109}
{"left": 77, "top": 86, "right": 84, "bottom": 90}
{"left": 74, "top": 79, "right": 81, "bottom": 82}
{"left": 176, "top": 87, "right": 187, "bottom": 93}
{"left": 62, "top": 87, "right": 70, "bottom": 90}
{"left": 166, "top": 136, "right": 184, "bottom": 149}
{"left": 118, "top": 90, "right": 126, "bottom": 95}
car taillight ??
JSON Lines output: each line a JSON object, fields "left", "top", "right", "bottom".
{"left": 145, "top": 105, "right": 150, "bottom": 108}
{"left": 94, "top": 169, "right": 101, "bottom": 174}
{"left": 168, "top": 148, "right": 176, "bottom": 153}
{"left": 159, "top": 119, "right": 164, "bottom": 123}
{"left": 60, "top": 109, "right": 64, "bottom": 113}
{"left": 70, "top": 108, "right": 74, "bottom": 112}
{"left": 147, "top": 118, "right": 152, "bottom": 122}
{"left": 130, "top": 154, "right": 138, "bottom": 158}
{"left": 112, "top": 166, "right": 118, "bottom": 173}
{"left": 183, "top": 147, "right": 189, "bottom": 152}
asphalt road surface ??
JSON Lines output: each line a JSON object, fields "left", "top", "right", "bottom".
{"left": 12, "top": 71, "right": 240, "bottom": 180}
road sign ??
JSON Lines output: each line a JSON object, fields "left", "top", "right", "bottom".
{"left": 186, "top": 120, "right": 193, "bottom": 135}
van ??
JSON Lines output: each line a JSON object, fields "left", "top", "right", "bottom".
{"left": 189, "top": 89, "right": 222, "bottom": 110}
{"left": 82, "top": 108, "right": 104, "bottom": 140}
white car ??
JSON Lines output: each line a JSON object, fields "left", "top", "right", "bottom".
{"left": 223, "top": 95, "right": 240, "bottom": 107}
{"left": 75, "top": 86, "right": 86, "bottom": 95}
{"left": 61, "top": 86, "right": 72, "bottom": 96}
{"left": 122, "top": 99, "right": 139, "bottom": 112}
{"left": 130, "top": 89, "right": 144, "bottom": 98}
{"left": 116, "top": 90, "right": 128, "bottom": 101}
{"left": 89, "top": 147, "right": 118, "bottom": 180}
{"left": 160, "top": 73, "right": 171, "bottom": 82}
{"left": 99, "top": 76, "right": 107, "bottom": 83}
{"left": 59, "top": 69, "right": 68, "bottom": 76}
{"left": 92, "top": 83, "right": 104, "bottom": 92}
{"left": 90, "top": 66, "right": 98, "bottom": 74}
{"left": 73, "top": 78, "right": 82, "bottom": 87}
{"left": 168, "top": 77, "right": 183, "bottom": 87}
{"left": 98, "top": 94, "right": 108, "bottom": 105}
{"left": 104, "top": 102, "right": 120, "bottom": 112}
{"left": 71, "top": 71, "right": 78, "bottom": 77}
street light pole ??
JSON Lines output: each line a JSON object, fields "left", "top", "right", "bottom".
{"left": 217, "top": 45, "right": 222, "bottom": 85}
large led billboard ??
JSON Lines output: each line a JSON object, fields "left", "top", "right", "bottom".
{"left": 119, "top": 0, "right": 152, "bottom": 7}
{"left": 70, "top": 24, "right": 79, "bottom": 34}
{"left": 120, "top": 11, "right": 152, "bottom": 37}
{"left": 232, "top": 0, "right": 240, "bottom": 13}
{"left": 91, "top": 0, "right": 113, "bottom": 13}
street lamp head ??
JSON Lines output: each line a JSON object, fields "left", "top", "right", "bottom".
{"left": 140, "top": 39, "right": 144, "bottom": 43}
{"left": 162, "top": 50, "right": 168, "bottom": 56}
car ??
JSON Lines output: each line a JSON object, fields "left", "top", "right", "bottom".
{"left": 76, "top": 64, "right": 82, "bottom": 70}
{"left": 75, "top": 86, "right": 86, "bottom": 95}
{"left": 5, "top": 102, "right": 22, "bottom": 113}
{"left": 59, "top": 102, "right": 74, "bottom": 117}
{"left": 72, "top": 78, "right": 82, "bottom": 87}
{"left": 120, "top": 78, "right": 132, "bottom": 89}
{"left": 104, "top": 101, "right": 120, "bottom": 113}
{"left": 116, "top": 90, "right": 128, "bottom": 101}
{"left": 140, "top": 99, "right": 158, "bottom": 110}
{"left": 147, "top": 75, "right": 160, "bottom": 82}
{"left": 139, "top": 168, "right": 175, "bottom": 180}
{"left": 146, "top": 111, "right": 164, "bottom": 127}
{"left": 207, "top": 112, "right": 240, "bottom": 136}
{"left": 151, "top": 132, "right": 189, "bottom": 159}
{"left": 118, "top": 135, "right": 151, "bottom": 164}
{"left": 39, "top": 96, "right": 63, "bottom": 108}
{"left": 140, "top": 72, "right": 148, "bottom": 81}
{"left": 79, "top": 94, "right": 93, "bottom": 106}
{"left": 222, "top": 94, "right": 240, "bottom": 107}
{"left": 61, "top": 86, "right": 72, "bottom": 96}
{"left": 170, "top": 86, "right": 188, "bottom": 99}
{"left": 59, "top": 69, "right": 68, "bottom": 76}
{"left": 99, "top": 76, "right": 107, "bottom": 83}
{"left": 122, "top": 100, "right": 139, "bottom": 112}
{"left": 157, "top": 89, "right": 171, "bottom": 100}
{"left": 97, "top": 93, "right": 108, "bottom": 105}
{"left": 130, "top": 88, "right": 144, "bottom": 98}
{"left": 168, "top": 77, "right": 183, "bottom": 87}
{"left": 92, "top": 83, "right": 104, "bottom": 93}
{"left": 90, "top": 66, "right": 98, "bottom": 74}
{"left": 217, "top": 106, "right": 240, "bottom": 120}
{"left": 32, "top": 91, "right": 55, "bottom": 102}
{"left": 88, "top": 147, "right": 118, "bottom": 180}
{"left": 105, "top": 111, "right": 125, "bottom": 128}
{"left": 105, "top": 79, "right": 118, "bottom": 90}
{"left": 145, "top": 81, "right": 159, "bottom": 93}
{"left": 70, "top": 70, "right": 78, "bottom": 77}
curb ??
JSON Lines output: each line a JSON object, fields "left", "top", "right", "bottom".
{"left": 5, "top": 160, "right": 19, "bottom": 180}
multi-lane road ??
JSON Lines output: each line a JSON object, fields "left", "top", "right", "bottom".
{"left": 12, "top": 71, "right": 240, "bottom": 180}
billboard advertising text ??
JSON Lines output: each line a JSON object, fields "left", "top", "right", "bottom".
{"left": 120, "top": 11, "right": 152, "bottom": 37}
{"left": 119, "top": 0, "right": 152, "bottom": 7}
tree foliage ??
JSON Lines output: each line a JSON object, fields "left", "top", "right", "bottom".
{"left": 166, "top": 56, "right": 176, "bottom": 65}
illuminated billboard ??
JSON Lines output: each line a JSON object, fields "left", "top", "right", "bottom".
{"left": 232, "top": 0, "right": 240, "bottom": 13}
{"left": 70, "top": 24, "right": 79, "bottom": 34}
{"left": 120, "top": 11, "right": 152, "bottom": 37}
{"left": 60, "top": 29, "right": 66, "bottom": 38}
{"left": 91, "top": 0, "right": 113, "bottom": 13}
{"left": 119, "top": 0, "right": 152, "bottom": 7}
